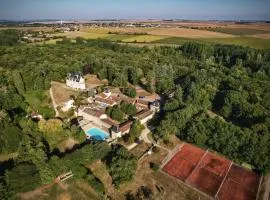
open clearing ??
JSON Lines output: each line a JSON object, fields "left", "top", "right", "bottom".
{"left": 17, "top": 180, "right": 101, "bottom": 200}
{"left": 84, "top": 74, "right": 106, "bottom": 89}
{"left": 51, "top": 82, "right": 80, "bottom": 105}
{"left": 88, "top": 145, "right": 209, "bottom": 200}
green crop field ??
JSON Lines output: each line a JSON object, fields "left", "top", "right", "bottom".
{"left": 154, "top": 36, "right": 270, "bottom": 49}
{"left": 104, "top": 34, "right": 135, "bottom": 42}
{"left": 122, "top": 35, "right": 168, "bottom": 43}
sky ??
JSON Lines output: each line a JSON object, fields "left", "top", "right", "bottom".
{"left": 0, "top": 0, "right": 270, "bottom": 21}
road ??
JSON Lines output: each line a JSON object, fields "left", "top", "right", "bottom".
{"left": 49, "top": 86, "right": 59, "bottom": 117}
{"left": 261, "top": 173, "right": 270, "bottom": 200}
{"left": 140, "top": 126, "right": 152, "bottom": 144}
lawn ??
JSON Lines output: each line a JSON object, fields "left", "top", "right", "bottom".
{"left": 24, "top": 90, "right": 55, "bottom": 118}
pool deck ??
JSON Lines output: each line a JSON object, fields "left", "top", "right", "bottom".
{"left": 80, "top": 120, "right": 110, "bottom": 136}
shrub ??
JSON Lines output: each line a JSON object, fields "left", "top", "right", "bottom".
{"left": 150, "top": 162, "right": 160, "bottom": 171}
{"left": 85, "top": 172, "right": 105, "bottom": 195}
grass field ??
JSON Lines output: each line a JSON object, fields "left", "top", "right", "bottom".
{"left": 24, "top": 90, "right": 55, "bottom": 117}
{"left": 122, "top": 35, "right": 168, "bottom": 43}
{"left": 148, "top": 27, "right": 235, "bottom": 38}
{"left": 104, "top": 34, "right": 135, "bottom": 42}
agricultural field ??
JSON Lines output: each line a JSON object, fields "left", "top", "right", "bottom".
{"left": 206, "top": 27, "right": 270, "bottom": 36}
{"left": 148, "top": 27, "right": 235, "bottom": 38}
{"left": 154, "top": 36, "right": 270, "bottom": 49}
{"left": 18, "top": 22, "right": 268, "bottom": 49}
{"left": 122, "top": 35, "right": 168, "bottom": 43}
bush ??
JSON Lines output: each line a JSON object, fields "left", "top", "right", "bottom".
{"left": 85, "top": 172, "right": 105, "bottom": 195}
{"left": 150, "top": 162, "right": 160, "bottom": 171}
{"left": 123, "top": 87, "right": 137, "bottom": 98}
{"left": 152, "top": 146, "right": 159, "bottom": 153}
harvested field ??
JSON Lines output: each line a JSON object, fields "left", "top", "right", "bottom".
{"left": 148, "top": 28, "right": 235, "bottom": 38}
{"left": 162, "top": 143, "right": 262, "bottom": 199}
{"left": 207, "top": 27, "right": 270, "bottom": 36}
{"left": 252, "top": 33, "right": 270, "bottom": 40}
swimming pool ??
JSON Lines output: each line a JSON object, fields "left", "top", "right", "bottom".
{"left": 85, "top": 127, "right": 109, "bottom": 141}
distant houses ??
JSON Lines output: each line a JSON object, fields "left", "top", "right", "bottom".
{"left": 66, "top": 72, "right": 86, "bottom": 90}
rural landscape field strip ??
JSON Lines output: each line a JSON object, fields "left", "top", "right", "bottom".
{"left": 162, "top": 143, "right": 262, "bottom": 199}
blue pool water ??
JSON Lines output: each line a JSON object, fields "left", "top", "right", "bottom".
{"left": 86, "top": 127, "right": 109, "bottom": 141}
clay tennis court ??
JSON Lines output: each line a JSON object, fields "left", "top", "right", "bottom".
{"left": 162, "top": 143, "right": 261, "bottom": 200}
{"left": 186, "top": 151, "right": 232, "bottom": 196}
{"left": 162, "top": 144, "right": 205, "bottom": 181}
{"left": 217, "top": 164, "right": 261, "bottom": 200}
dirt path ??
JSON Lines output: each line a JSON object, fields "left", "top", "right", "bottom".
{"left": 141, "top": 126, "right": 152, "bottom": 144}
{"left": 49, "top": 86, "right": 59, "bottom": 117}
{"left": 261, "top": 173, "right": 270, "bottom": 200}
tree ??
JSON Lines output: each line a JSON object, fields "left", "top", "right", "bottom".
{"left": 107, "top": 106, "right": 124, "bottom": 122}
{"left": 0, "top": 126, "right": 21, "bottom": 154}
{"left": 112, "top": 73, "right": 128, "bottom": 87}
{"left": 124, "top": 87, "right": 137, "bottom": 98}
{"left": 129, "top": 121, "right": 144, "bottom": 143}
{"left": 121, "top": 102, "right": 137, "bottom": 116}
{"left": 12, "top": 71, "right": 25, "bottom": 95}
{"left": 107, "top": 146, "right": 137, "bottom": 187}
{"left": 145, "top": 70, "right": 156, "bottom": 93}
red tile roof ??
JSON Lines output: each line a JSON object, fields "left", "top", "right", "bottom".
{"left": 101, "top": 117, "right": 119, "bottom": 126}
{"left": 134, "top": 109, "right": 153, "bottom": 120}
{"left": 97, "top": 93, "right": 108, "bottom": 99}
{"left": 136, "top": 99, "right": 149, "bottom": 105}
{"left": 119, "top": 120, "right": 133, "bottom": 133}
{"left": 95, "top": 97, "right": 116, "bottom": 106}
